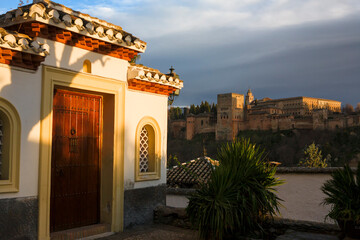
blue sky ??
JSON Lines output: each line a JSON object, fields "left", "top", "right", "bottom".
{"left": 2, "top": 0, "right": 360, "bottom": 107}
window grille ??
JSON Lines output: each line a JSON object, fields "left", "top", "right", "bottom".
{"left": 139, "top": 126, "right": 149, "bottom": 172}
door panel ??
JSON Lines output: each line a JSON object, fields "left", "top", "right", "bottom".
{"left": 50, "top": 89, "right": 102, "bottom": 232}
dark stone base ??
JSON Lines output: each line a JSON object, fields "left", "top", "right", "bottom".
{"left": 124, "top": 184, "right": 166, "bottom": 229}
{"left": 154, "top": 206, "right": 342, "bottom": 239}
{"left": 154, "top": 205, "right": 191, "bottom": 229}
{"left": 0, "top": 197, "right": 38, "bottom": 240}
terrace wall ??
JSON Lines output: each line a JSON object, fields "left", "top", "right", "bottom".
{"left": 166, "top": 168, "right": 343, "bottom": 224}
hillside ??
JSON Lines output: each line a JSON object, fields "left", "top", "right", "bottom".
{"left": 167, "top": 127, "right": 360, "bottom": 167}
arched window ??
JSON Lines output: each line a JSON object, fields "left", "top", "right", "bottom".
{"left": 135, "top": 117, "right": 161, "bottom": 181}
{"left": 83, "top": 60, "right": 92, "bottom": 73}
{"left": 139, "top": 125, "right": 155, "bottom": 173}
{"left": 0, "top": 98, "right": 20, "bottom": 193}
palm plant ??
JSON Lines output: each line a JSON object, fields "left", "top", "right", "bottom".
{"left": 321, "top": 163, "right": 360, "bottom": 238}
{"left": 186, "top": 138, "right": 283, "bottom": 240}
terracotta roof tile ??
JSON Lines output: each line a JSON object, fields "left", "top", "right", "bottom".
{"left": 0, "top": 27, "right": 49, "bottom": 55}
{"left": 0, "top": 0, "right": 146, "bottom": 52}
{"left": 128, "top": 64, "right": 184, "bottom": 90}
{"left": 167, "top": 157, "right": 218, "bottom": 188}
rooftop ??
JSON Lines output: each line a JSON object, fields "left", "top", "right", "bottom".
{"left": 0, "top": 27, "right": 49, "bottom": 56}
{"left": 128, "top": 64, "right": 183, "bottom": 90}
{"left": 0, "top": 0, "right": 146, "bottom": 53}
{"left": 167, "top": 157, "right": 218, "bottom": 188}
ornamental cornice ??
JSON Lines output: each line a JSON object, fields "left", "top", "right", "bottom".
{"left": 0, "top": 0, "right": 146, "bottom": 53}
{"left": 0, "top": 27, "right": 49, "bottom": 56}
{"left": 128, "top": 64, "right": 184, "bottom": 90}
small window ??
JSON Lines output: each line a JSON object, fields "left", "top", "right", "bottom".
{"left": 139, "top": 125, "right": 155, "bottom": 173}
{"left": 0, "top": 98, "right": 21, "bottom": 193}
{"left": 83, "top": 60, "right": 92, "bottom": 73}
{"left": 135, "top": 117, "right": 161, "bottom": 181}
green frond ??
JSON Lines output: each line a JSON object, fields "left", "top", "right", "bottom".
{"left": 186, "top": 138, "right": 283, "bottom": 239}
{"left": 321, "top": 164, "right": 360, "bottom": 222}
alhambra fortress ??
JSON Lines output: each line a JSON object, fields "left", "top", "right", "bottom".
{"left": 170, "top": 90, "right": 360, "bottom": 141}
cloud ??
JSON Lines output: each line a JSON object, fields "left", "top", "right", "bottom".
{"left": 138, "top": 14, "right": 360, "bottom": 106}
{"left": 80, "top": 5, "right": 118, "bottom": 19}
{"left": 78, "top": 0, "right": 360, "bottom": 38}
{"left": 1, "top": 0, "right": 358, "bottom": 107}
{"left": 20, "top": 0, "right": 358, "bottom": 107}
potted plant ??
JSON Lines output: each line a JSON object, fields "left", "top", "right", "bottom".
{"left": 321, "top": 163, "right": 360, "bottom": 239}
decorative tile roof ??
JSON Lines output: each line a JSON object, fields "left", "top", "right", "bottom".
{"left": 0, "top": 27, "right": 49, "bottom": 56}
{"left": 128, "top": 64, "right": 184, "bottom": 90}
{"left": 0, "top": 0, "right": 146, "bottom": 53}
{"left": 0, "top": 27, "right": 47, "bottom": 70}
{"left": 167, "top": 157, "right": 218, "bottom": 188}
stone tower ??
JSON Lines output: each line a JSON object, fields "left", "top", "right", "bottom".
{"left": 216, "top": 93, "right": 244, "bottom": 140}
{"left": 245, "top": 89, "right": 254, "bottom": 105}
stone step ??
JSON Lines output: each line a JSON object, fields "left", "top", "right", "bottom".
{"left": 51, "top": 223, "right": 111, "bottom": 240}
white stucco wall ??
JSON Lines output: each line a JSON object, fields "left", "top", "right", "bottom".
{"left": 40, "top": 38, "right": 129, "bottom": 82}
{"left": 0, "top": 64, "right": 42, "bottom": 199}
{"left": 166, "top": 173, "right": 335, "bottom": 224}
{"left": 42, "top": 38, "right": 170, "bottom": 190}
{"left": 0, "top": 37, "right": 169, "bottom": 201}
{"left": 124, "top": 89, "right": 168, "bottom": 190}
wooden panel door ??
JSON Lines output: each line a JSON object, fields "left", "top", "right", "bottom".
{"left": 50, "top": 89, "right": 102, "bottom": 232}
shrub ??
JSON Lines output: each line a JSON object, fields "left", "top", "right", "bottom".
{"left": 321, "top": 164, "right": 360, "bottom": 226}
{"left": 186, "top": 138, "right": 283, "bottom": 240}
{"left": 298, "top": 142, "right": 328, "bottom": 168}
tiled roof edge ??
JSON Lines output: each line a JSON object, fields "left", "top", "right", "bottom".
{"left": 128, "top": 64, "right": 184, "bottom": 90}
{"left": 0, "top": 27, "right": 49, "bottom": 55}
{"left": 0, "top": 0, "right": 146, "bottom": 52}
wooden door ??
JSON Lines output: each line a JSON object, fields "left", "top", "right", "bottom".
{"left": 50, "top": 89, "right": 102, "bottom": 232}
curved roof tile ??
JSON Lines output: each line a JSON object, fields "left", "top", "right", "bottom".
{"left": 0, "top": 0, "right": 146, "bottom": 53}
{"left": 0, "top": 27, "right": 49, "bottom": 55}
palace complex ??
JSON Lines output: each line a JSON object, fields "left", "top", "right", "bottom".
{"left": 170, "top": 90, "right": 359, "bottom": 141}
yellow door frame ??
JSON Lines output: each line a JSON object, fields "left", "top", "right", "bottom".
{"left": 38, "top": 65, "right": 125, "bottom": 240}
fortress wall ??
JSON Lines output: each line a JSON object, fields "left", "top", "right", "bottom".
{"left": 169, "top": 120, "right": 186, "bottom": 139}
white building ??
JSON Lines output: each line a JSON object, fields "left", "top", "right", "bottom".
{"left": 0, "top": 1, "right": 183, "bottom": 239}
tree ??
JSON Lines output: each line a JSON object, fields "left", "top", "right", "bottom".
{"left": 189, "top": 101, "right": 216, "bottom": 115}
{"left": 355, "top": 103, "right": 360, "bottom": 112}
{"left": 199, "top": 101, "right": 205, "bottom": 113}
{"left": 189, "top": 104, "right": 196, "bottom": 114}
{"left": 298, "top": 142, "right": 328, "bottom": 168}
{"left": 342, "top": 104, "right": 354, "bottom": 114}
{"left": 203, "top": 101, "right": 211, "bottom": 113}
{"left": 195, "top": 105, "right": 200, "bottom": 115}
{"left": 211, "top": 103, "right": 217, "bottom": 114}
{"left": 169, "top": 107, "right": 183, "bottom": 120}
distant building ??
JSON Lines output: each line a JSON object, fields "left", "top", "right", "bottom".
{"left": 168, "top": 111, "right": 216, "bottom": 140}
{"left": 216, "top": 93, "right": 245, "bottom": 141}
{"left": 216, "top": 90, "right": 343, "bottom": 140}
{"left": 169, "top": 90, "right": 359, "bottom": 141}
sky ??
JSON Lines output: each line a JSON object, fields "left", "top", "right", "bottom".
{"left": 2, "top": 0, "right": 360, "bottom": 107}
